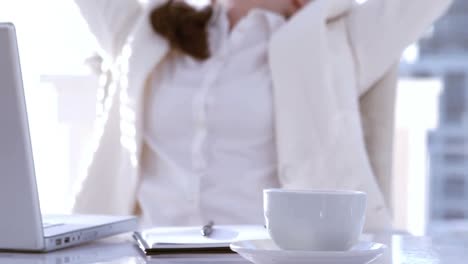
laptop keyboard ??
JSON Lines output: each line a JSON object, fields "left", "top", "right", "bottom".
{"left": 43, "top": 222, "right": 64, "bottom": 229}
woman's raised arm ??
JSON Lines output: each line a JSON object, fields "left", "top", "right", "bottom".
{"left": 346, "top": 0, "right": 453, "bottom": 95}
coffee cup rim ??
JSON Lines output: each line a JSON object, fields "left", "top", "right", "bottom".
{"left": 264, "top": 189, "right": 366, "bottom": 196}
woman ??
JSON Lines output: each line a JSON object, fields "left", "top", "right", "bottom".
{"left": 72, "top": 0, "right": 452, "bottom": 231}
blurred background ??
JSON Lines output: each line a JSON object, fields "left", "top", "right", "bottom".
{"left": 0, "top": 0, "right": 466, "bottom": 236}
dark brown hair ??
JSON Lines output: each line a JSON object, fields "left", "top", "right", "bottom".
{"left": 150, "top": 0, "right": 214, "bottom": 60}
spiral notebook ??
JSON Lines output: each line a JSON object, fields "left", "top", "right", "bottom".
{"left": 133, "top": 225, "right": 268, "bottom": 255}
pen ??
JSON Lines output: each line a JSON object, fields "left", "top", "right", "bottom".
{"left": 201, "top": 221, "right": 214, "bottom": 237}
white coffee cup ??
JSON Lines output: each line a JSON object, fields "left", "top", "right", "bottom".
{"left": 264, "top": 189, "right": 367, "bottom": 251}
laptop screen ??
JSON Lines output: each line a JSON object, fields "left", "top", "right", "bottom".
{"left": 0, "top": 23, "right": 45, "bottom": 250}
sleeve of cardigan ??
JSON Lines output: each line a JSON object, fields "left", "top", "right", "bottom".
{"left": 73, "top": 0, "right": 142, "bottom": 58}
{"left": 346, "top": 0, "right": 453, "bottom": 95}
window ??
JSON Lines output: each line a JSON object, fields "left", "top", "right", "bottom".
{"left": 443, "top": 210, "right": 465, "bottom": 220}
{"left": 443, "top": 154, "right": 466, "bottom": 164}
{"left": 402, "top": 0, "right": 468, "bottom": 235}
{"left": 443, "top": 177, "right": 466, "bottom": 199}
{"left": 0, "top": 0, "right": 98, "bottom": 214}
{"left": 441, "top": 73, "right": 466, "bottom": 124}
{"left": 444, "top": 136, "right": 465, "bottom": 146}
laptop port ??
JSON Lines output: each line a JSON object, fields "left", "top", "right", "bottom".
{"left": 64, "top": 237, "right": 70, "bottom": 243}
{"left": 55, "top": 239, "right": 62, "bottom": 246}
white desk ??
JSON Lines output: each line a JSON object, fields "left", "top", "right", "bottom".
{"left": 0, "top": 233, "right": 467, "bottom": 264}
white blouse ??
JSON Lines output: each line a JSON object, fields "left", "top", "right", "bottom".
{"left": 138, "top": 6, "right": 285, "bottom": 228}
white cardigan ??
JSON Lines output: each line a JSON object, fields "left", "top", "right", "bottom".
{"left": 72, "top": 0, "right": 452, "bottom": 231}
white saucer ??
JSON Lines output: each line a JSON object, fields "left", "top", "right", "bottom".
{"left": 230, "top": 239, "right": 387, "bottom": 264}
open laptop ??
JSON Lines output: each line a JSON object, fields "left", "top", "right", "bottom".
{"left": 0, "top": 23, "right": 138, "bottom": 252}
